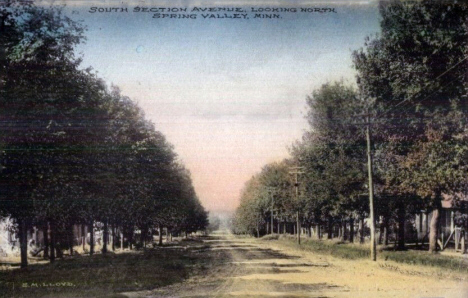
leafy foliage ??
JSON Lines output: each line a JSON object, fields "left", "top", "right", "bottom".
{"left": 0, "top": 2, "right": 208, "bottom": 267}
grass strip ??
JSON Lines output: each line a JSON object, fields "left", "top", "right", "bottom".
{"left": 261, "top": 234, "right": 468, "bottom": 273}
{"left": 0, "top": 238, "right": 212, "bottom": 298}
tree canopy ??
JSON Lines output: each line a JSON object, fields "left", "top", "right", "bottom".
{"left": 0, "top": 2, "right": 208, "bottom": 267}
{"left": 234, "top": 0, "right": 468, "bottom": 254}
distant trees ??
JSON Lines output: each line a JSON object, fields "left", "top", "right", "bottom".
{"left": 233, "top": 0, "right": 468, "bottom": 254}
{"left": 0, "top": 2, "right": 208, "bottom": 268}
{"left": 207, "top": 215, "right": 221, "bottom": 233}
{"left": 233, "top": 83, "right": 367, "bottom": 240}
{"left": 233, "top": 160, "right": 294, "bottom": 236}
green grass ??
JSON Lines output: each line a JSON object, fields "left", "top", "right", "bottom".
{"left": 382, "top": 250, "right": 468, "bottom": 272}
{"left": 0, "top": 239, "right": 214, "bottom": 297}
{"left": 264, "top": 235, "right": 468, "bottom": 273}
{"left": 260, "top": 234, "right": 280, "bottom": 241}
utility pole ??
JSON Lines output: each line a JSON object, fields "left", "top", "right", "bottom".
{"left": 355, "top": 98, "right": 377, "bottom": 262}
{"left": 289, "top": 166, "right": 305, "bottom": 245}
{"left": 366, "top": 114, "right": 377, "bottom": 261}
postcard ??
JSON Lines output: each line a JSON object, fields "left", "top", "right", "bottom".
{"left": 1, "top": 0, "right": 467, "bottom": 297}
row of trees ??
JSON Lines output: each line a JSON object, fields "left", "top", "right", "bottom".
{"left": 233, "top": 0, "right": 468, "bottom": 254}
{"left": 0, "top": 2, "right": 208, "bottom": 268}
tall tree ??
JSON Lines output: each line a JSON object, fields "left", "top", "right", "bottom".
{"left": 292, "top": 82, "right": 367, "bottom": 240}
{"left": 0, "top": 2, "right": 87, "bottom": 266}
{"left": 353, "top": 0, "right": 468, "bottom": 252}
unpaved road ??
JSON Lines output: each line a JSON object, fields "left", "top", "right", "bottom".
{"left": 124, "top": 233, "right": 468, "bottom": 298}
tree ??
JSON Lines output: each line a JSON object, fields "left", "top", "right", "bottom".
{"left": 292, "top": 82, "right": 367, "bottom": 241}
{"left": 1, "top": 2, "right": 209, "bottom": 265}
{"left": 233, "top": 175, "right": 266, "bottom": 236}
{"left": 0, "top": 2, "right": 87, "bottom": 267}
{"left": 353, "top": 0, "right": 468, "bottom": 252}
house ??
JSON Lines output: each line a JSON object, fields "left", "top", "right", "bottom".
{"left": 0, "top": 217, "right": 18, "bottom": 258}
{"left": 0, "top": 217, "right": 106, "bottom": 259}
{"left": 415, "top": 195, "right": 467, "bottom": 252}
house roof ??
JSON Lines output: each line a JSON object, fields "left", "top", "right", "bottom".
{"left": 441, "top": 193, "right": 468, "bottom": 209}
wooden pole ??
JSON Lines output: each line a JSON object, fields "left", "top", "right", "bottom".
{"left": 366, "top": 115, "right": 377, "bottom": 261}
{"left": 290, "top": 166, "right": 304, "bottom": 245}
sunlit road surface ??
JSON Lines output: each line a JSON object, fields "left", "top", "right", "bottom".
{"left": 124, "top": 231, "right": 468, "bottom": 298}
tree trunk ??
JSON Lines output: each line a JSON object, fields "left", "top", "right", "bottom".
{"left": 349, "top": 218, "right": 354, "bottom": 243}
{"left": 43, "top": 223, "right": 49, "bottom": 259}
{"left": 296, "top": 211, "right": 301, "bottom": 245}
{"left": 140, "top": 226, "right": 147, "bottom": 248}
{"left": 383, "top": 217, "right": 389, "bottom": 246}
{"left": 68, "top": 225, "right": 74, "bottom": 256}
{"left": 384, "top": 225, "right": 389, "bottom": 246}
{"left": 342, "top": 220, "right": 347, "bottom": 241}
{"left": 129, "top": 229, "right": 133, "bottom": 250}
{"left": 102, "top": 220, "right": 108, "bottom": 254}
{"left": 378, "top": 220, "right": 383, "bottom": 245}
{"left": 429, "top": 202, "right": 442, "bottom": 253}
{"left": 19, "top": 219, "right": 28, "bottom": 268}
{"left": 89, "top": 221, "right": 94, "bottom": 256}
{"left": 327, "top": 217, "right": 333, "bottom": 239}
{"left": 461, "top": 231, "right": 466, "bottom": 254}
{"left": 50, "top": 222, "right": 55, "bottom": 262}
{"left": 158, "top": 225, "right": 163, "bottom": 246}
{"left": 359, "top": 217, "right": 365, "bottom": 244}
{"left": 112, "top": 225, "right": 115, "bottom": 251}
{"left": 397, "top": 206, "right": 406, "bottom": 250}
{"left": 56, "top": 244, "right": 63, "bottom": 258}
{"left": 81, "top": 224, "right": 85, "bottom": 252}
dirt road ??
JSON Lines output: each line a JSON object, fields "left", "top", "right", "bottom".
{"left": 124, "top": 233, "right": 468, "bottom": 298}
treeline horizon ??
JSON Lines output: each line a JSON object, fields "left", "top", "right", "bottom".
{"left": 0, "top": 2, "right": 208, "bottom": 268}
{"left": 233, "top": 0, "right": 468, "bottom": 254}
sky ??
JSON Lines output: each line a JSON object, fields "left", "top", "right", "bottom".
{"left": 52, "top": 0, "right": 381, "bottom": 212}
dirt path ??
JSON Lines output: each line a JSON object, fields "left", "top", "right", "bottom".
{"left": 123, "top": 233, "right": 468, "bottom": 298}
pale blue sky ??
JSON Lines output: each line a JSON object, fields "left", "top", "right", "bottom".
{"left": 58, "top": 0, "right": 380, "bottom": 211}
